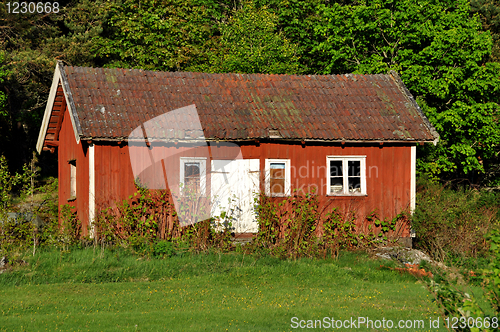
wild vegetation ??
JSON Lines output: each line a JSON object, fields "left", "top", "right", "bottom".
{"left": 1, "top": 174, "right": 499, "bottom": 330}
{"left": 1, "top": 0, "right": 500, "bottom": 330}
{"left": 252, "top": 191, "right": 409, "bottom": 259}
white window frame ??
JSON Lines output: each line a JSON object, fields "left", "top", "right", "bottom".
{"left": 326, "top": 156, "right": 366, "bottom": 196}
{"left": 180, "top": 157, "right": 207, "bottom": 196}
{"left": 69, "top": 160, "right": 76, "bottom": 200}
{"left": 265, "top": 159, "right": 291, "bottom": 197}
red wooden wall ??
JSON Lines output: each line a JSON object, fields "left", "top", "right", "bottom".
{"left": 94, "top": 143, "right": 136, "bottom": 211}
{"left": 239, "top": 142, "right": 412, "bottom": 235}
{"left": 58, "top": 134, "right": 412, "bottom": 236}
{"left": 57, "top": 104, "right": 90, "bottom": 234}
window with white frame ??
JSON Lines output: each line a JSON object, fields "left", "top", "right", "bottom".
{"left": 180, "top": 157, "right": 206, "bottom": 196}
{"left": 265, "top": 159, "right": 291, "bottom": 196}
{"left": 69, "top": 160, "right": 76, "bottom": 199}
{"left": 327, "top": 156, "right": 366, "bottom": 195}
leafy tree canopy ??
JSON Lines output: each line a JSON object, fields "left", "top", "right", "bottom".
{"left": 93, "top": 0, "right": 231, "bottom": 71}
{"left": 0, "top": 0, "right": 499, "bottom": 186}
{"left": 471, "top": 0, "right": 500, "bottom": 62}
{"left": 313, "top": 0, "right": 500, "bottom": 185}
{"left": 199, "top": 1, "right": 302, "bottom": 74}
{"left": 0, "top": 0, "right": 106, "bottom": 169}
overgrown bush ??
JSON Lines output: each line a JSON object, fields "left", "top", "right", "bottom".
{"left": 0, "top": 155, "right": 60, "bottom": 259}
{"left": 413, "top": 177, "right": 500, "bottom": 264}
{"left": 94, "top": 186, "right": 232, "bottom": 255}
{"left": 251, "top": 190, "right": 406, "bottom": 259}
{"left": 0, "top": 214, "right": 35, "bottom": 256}
{"left": 483, "top": 229, "right": 500, "bottom": 315}
{"left": 0, "top": 155, "right": 22, "bottom": 215}
{"left": 152, "top": 240, "right": 175, "bottom": 258}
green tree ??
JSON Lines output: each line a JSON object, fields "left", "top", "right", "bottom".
{"left": 93, "top": 0, "right": 230, "bottom": 71}
{"left": 314, "top": 0, "right": 500, "bottom": 185}
{"left": 0, "top": 0, "right": 107, "bottom": 170}
{"left": 471, "top": 0, "right": 500, "bottom": 62}
{"left": 201, "top": 1, "right": 302, "bottom": 74}
{"left": 252, "top": 0, "right": 325, "bottom": 73}
{"left": 0, "top": 52, "right": 8, "bottom": 122}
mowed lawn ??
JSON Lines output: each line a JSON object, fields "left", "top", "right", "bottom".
{"left": 0, "top": 249, "right": 446, "bottom": 331}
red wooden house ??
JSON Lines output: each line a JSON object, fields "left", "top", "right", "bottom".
{"left": 36, "top": 62, "right": 439, "bottom": 238}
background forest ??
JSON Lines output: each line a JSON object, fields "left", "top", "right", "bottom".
{"left": 0, "top": 0, "right": 499, "bottom": 186}
{"left": 1, "top": 2, "right": 500, "bottom": 327}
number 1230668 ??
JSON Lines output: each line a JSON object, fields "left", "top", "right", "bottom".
{"left": 445, "top": 316, "right": 499, "bottom": 329}
{"left": 6, "top": 2, "right": 59, "bottom": 14}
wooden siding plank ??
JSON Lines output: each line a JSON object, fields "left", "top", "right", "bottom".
{"left": 59, "top": 138, "right": 412, "bottom": 238}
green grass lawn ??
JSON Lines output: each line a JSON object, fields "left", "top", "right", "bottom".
{"left": 0, "top": 248, "right": 447, "bottom": 331}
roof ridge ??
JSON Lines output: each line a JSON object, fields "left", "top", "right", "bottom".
{"left": 62, "top": 64, "right": 395, "bottom": 80}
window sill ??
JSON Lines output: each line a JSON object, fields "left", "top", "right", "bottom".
{"left": 179, "top": 193, "right": 207, "bottom": 198}
{"left": 67, "top": 196, "right": 76, "bottom": 202}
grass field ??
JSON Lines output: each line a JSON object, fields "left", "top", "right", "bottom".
{"left": 0, "top": 248, "right": 449, "bottom": 331}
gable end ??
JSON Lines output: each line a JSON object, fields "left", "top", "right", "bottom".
{"left": 36, "top": 62, "right": 82, "bottom": 153}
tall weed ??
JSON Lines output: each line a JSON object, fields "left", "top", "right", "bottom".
{"left": 252, "top": 191, "right": 406, "bottom": 259}
{"left": 94, "top": 187, "right": 232, "bottom": 254}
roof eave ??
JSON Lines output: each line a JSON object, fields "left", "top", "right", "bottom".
{"left": 81, "top": 136, "right": 434, "bottom": 144}
{"left": 58, "top": 61, "right": 83, "bottom": 144}
{"left": 36, "top": 62, "right": 83, "bottom": 154}
{"left": 36, "top": 63, "right": 61, "bottom": 154}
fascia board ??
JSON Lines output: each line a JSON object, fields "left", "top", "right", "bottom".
{"left": 36, "top": 63, "right": 62, "bottom": 154}
{"left": 58, "top": 62, "right": 83, "bottom": 144}
{"left": 36, "top": 62, "right": 83, "bottom": 154}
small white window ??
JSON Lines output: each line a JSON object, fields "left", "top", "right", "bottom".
{"left": 180, "top": 157, "right": 206, "bottom": 196}
{"left": 327, "top": 156, "right": 366, "bottom": 195}
{"left": 69, "top": 160, "right": 76, "bottom": 199}
{"left": 265, "top": 159, "right": 291, "bottom": 197}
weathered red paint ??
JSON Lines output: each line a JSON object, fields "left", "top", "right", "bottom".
{"left": 57, "top": 103, "right": 89, "bottom": 234}
{"left": 58, "top": 111, "right": 412, "bottom": 237}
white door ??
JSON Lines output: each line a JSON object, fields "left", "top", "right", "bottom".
{"left": 211, "top": 159, "right": 260, "bottom": 233}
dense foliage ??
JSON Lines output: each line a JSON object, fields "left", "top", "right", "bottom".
{"left": 312, "top": 0, "right": 500, "bottom": 185}
{"left": 412, "top": 177, "right": 500, "bottom": 265}
{"left": 0, "top": 0, "right": 499, "bottom": 186}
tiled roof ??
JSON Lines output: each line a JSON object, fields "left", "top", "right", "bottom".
{"left": 59, "top": 64, "right": 439, "bottom": 142}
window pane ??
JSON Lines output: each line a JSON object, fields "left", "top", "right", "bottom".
{"left": 348, "top": 177, "right": 361, "bottom": 193}
{"left": 270, "top": 163, "right": 285, "bottom": 170}
{"left": 270, "top": 162, "right": 286, "bottom": 194}
{"left": 185, "top": 177, "right": 200, "bottom": 189}
{"left": 330, "top": 160, "right": 343, "bottom": 177}
{"left": 330, "top": 177, "right": 343, "bottom": 193}
{"left": 184, "top": 163, "right": 200, "bottom": 194}
{"left": 185, "top": 163, "right": 200, "bottom": 178}
{"left": 348, "top": 161, "right": 360, "bottom": 176}
{"left": 270, "top": 178, "right": 285, "bottom": 195}
{"left": 270, "top": 167, "right": 285, "bottom": 179}
{"left": 70, "top": 163, "right": 76, "bottom": 197}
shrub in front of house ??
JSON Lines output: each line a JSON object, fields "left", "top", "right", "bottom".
{"left": 251, "top": 190, "right": 406, "bottom": 259}
{"left": 94, "top": 187, "right": 233, "bottom": 255}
